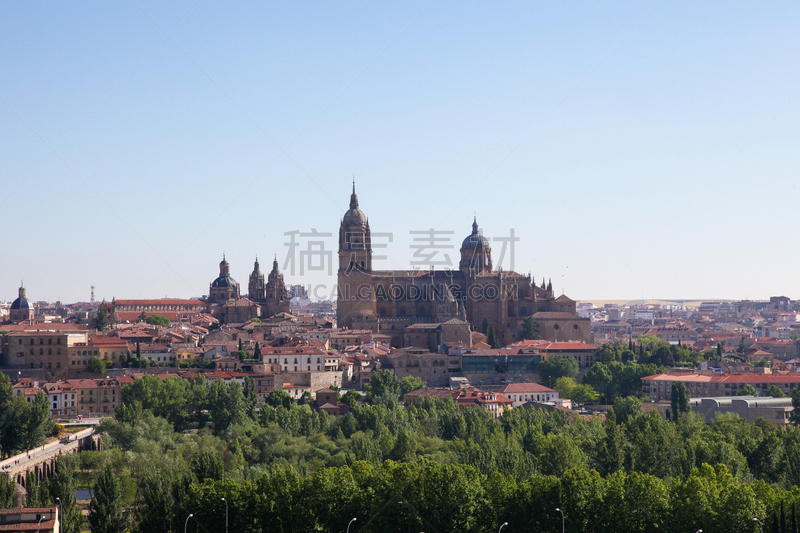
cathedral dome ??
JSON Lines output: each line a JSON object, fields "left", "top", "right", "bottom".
{"left": 11, "top": 284, "right": 32, "bottom": 310}
{"left": 211, "top": 276, "right": 238, "bottom": 288}
{"left": 461, "top": 218, "right": 490, "bottom": 249}
{"left": 343, "top": 207, "right": 367, "bottom": 227}
{"left": 10, "top": 295, "right": 32, "bottom": 310}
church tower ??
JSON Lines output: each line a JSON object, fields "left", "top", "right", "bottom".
{"left": 209, "top": 254, "right": 240, "bottom": 304}
{"left": 265, "top": 256, "right": 288, "bottom": 301}
{"left": 9, "top": 281, "right": 34, "bottom": 324}
{"left": 459, "top": 217, "right": 492, "bottom": 274}
{"left": 338, "top": 182, "right": 372, "bottom": 272}
{"left": 248, "top": 257, "right": 266, "bottom": 301}
{"left": 337, "top": 183, "right": 376, "bottom": 328}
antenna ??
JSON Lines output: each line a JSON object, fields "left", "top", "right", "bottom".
{"left": 90, "top": 285, "right": 95, "bottom": 303}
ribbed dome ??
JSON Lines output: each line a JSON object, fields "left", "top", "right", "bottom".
{"left": 343, "top": 208, "right": 367, "bottom": 227}
{"left": 211, "top": 276, "right": 238, "bottom": 288}
{"left": 10, "top": 296, "right": 32, "bottom": 310}
{"left": 11, "top": 284, "right": 32, "bottom": 310}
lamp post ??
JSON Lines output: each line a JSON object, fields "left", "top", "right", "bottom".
{"left": 185, "top": 513, "right": 194, "bottom": 533}
{"left": 36, "top": 515, "right": 43, "bottom": 533}
{"left": 752, "top": 518, "right": 763, "bottom": 533}
{"left": 498, "top": 521, "right": 508, "bottom": 533}
{"left": 221, "top": 498, "right": 228, "bottom": 533}
{"left": 55, "top": 496, "right": 63, "bottom": 533}
{"left": 555, "top": 508, "right": 565, "bottom": 533}
{"left": 347, "top": 517, "right": 357, "bottom": 533}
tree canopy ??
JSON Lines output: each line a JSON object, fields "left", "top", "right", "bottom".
{"left": 538, "top": 355, "right": 578, "bottom": 387}
{"left": 144, "top": 314, "right": 171, "bottom": 327}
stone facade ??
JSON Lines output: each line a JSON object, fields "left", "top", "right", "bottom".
{"left": 211, "top": 255, "right": 290, "bottom": 322}
{"left": 336, "top": 185, "right": 591, "bottom": 347}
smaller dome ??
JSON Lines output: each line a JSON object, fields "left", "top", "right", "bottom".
{"left": 11, "top": 283, "right": 32, "bottom": 310}
{"left": 211, "top": 276, "right": 238, "bottom": 288}
{"left": 10, "top": 296, "right": 32, "bottom": 310}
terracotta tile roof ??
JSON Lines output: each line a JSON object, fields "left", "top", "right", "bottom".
{"left": 501, "top": 383, "right": 556, "bottom": 394}
{"left": 532, "top": 312, "right": 581, "bottom": 319}
{"left": 114, "top": 299, "right": 203, "bottom": 307}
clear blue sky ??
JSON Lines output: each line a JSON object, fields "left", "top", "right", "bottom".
{"left": 2, "top": 1, "right": 800, "bottom": 304}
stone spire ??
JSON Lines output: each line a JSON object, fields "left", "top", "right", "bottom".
{"left": 350, "top": 180, "right": 359, "bottom": 210}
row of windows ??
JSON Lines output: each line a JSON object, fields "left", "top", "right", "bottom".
{"left": 19, "top": 337, "right": 64, "bottom": 345}
{"left": 266, "top": 357, "right": 322, "bottom": 364}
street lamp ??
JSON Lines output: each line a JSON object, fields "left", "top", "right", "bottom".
{"left": 221, "top": 498, "right": 228, "bottom": 533}
{"left": 347, "top": 517, "right": 357, "bottom": 533}
{"left": 752, "top": 518, "right": 763, "bottom": 533}
{"left": 36, "top": 515, "right": 43, "bottom": 533}
{"left": 185, "top": 513, "right": 194, "bottom": 533}
{"left": 555, "top": 508, "right": 565, "bottom": 533}
{"left": 55, "top": 496, "right": 63, "bottom": 533}
{"left": 695, "top": 530, "right": 703, "bottom": 533}
{"left": 498, "top": 521, "right": 508, "bottom": 533}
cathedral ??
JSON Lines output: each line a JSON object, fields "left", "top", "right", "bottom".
{"left": 336, "top": 185, "right": 591, "bottom": 347}
{"left": 208, "top": 254, "right": 289, "bottom": 322}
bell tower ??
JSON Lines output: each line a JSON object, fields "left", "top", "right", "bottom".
{"left": 338, "top": 181, "right": 372, "bottom": 272}
{"left": 337, "top": 182, "right": 376, "bottom": 328}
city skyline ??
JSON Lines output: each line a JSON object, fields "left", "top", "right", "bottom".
{"left": 3, "top": 2, "right": 800, "bottom": 303}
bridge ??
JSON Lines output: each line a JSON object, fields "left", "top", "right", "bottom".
{"left": 0, "top": 428, "right": 100, "bottom": 488}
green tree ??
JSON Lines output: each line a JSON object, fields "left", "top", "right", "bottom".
{"left": 737, "top": 385, "right": 758, "bottom": 397}
{"left": 88, "top": 466, "right": 130, "bottom": 533}
{"left": 365, "top": 369, "right": 401, "bottom": 405}
{"left": 144, "top": 314, "right": 170, "bottom": 327}
{"left": 766, "top": 385, "right": 785, "bottom": 398}
{"left": 399, "top": 376, "right": 426, "bottom": 396}
{"left": 88, "top": 356, "right": 107, "bottom": 375}
{"left": 486, "top": 324, "right": 499, "bottom": 348}
{"left": 538, "top": 355, "right": 579, "bottom": 387}
{"left": 191, "top": 450, "right": 224, "bottom": 482}
{"left": 670, "top": 382, "right": 691, "bottom": 421}
{"left": 264, "top": 388, "right": 293, "bottom": 409}
{"left": 0, "top": 469, "right": 14, "bottom": 508}
{"left": 521, "top": 317, "right": 541, "bottom": 340}
{"left": 207, "top": 379, "right": 245, "bottom": 433}
{"left": 481, "top": 317, "right": 490, "bottom": 334}
{"left": 570, "top": 383, "right": 599, "bottom": 403}
{"left": 737, "top": 337, "right": 748, "bottom": 357}
{"left": 553, "top": 376, "right": 576, "bottom": 399}
{"left": 340, "top": 389, "right": 360, "bottom": 408}
{"left": 612, "top": 396, "right": 643, "bottom": 425}
{"left": 94, "top": 306, "right": 109, "bottom": 330}
{"left": 254, "top": 341, "right": 262, "bottom": 358}
{"left": 49, "top": 458, "right": 84, "bottom": 533}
